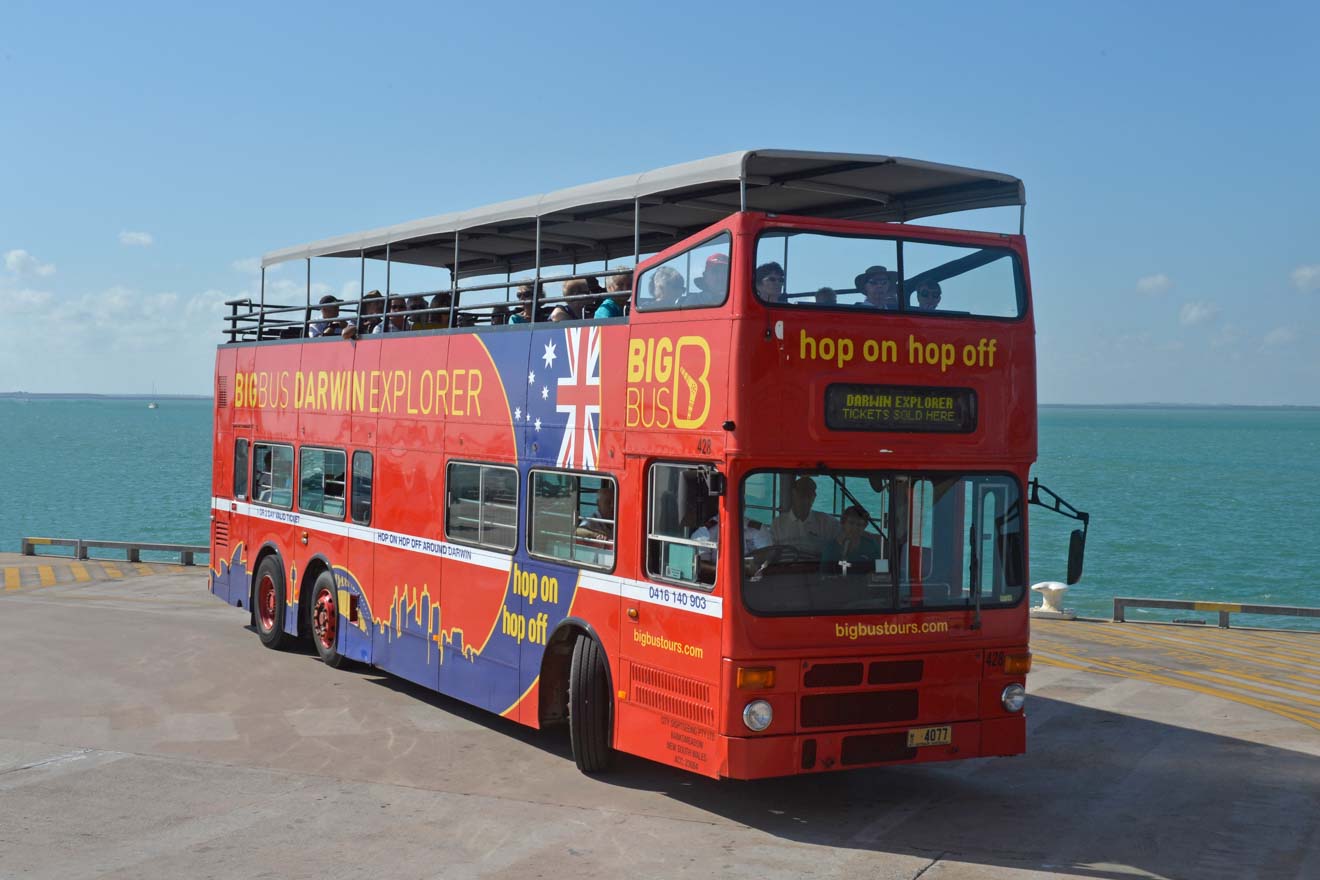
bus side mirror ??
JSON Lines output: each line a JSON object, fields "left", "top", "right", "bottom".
{"left": 1066, "top": 528, "right": 1086, "bottom": 585}
{"left": 701, "top": 468, "right": 725, "bottom": 497}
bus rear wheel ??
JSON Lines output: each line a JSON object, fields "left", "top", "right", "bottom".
{"left": 310, "top": 570, "right": 347, "bottom": 668}
{"left": 254, "top": 556, "right": 290, "bottom": 650}
{"left": 568, "top": 635, "right": 614, "bottom": 773}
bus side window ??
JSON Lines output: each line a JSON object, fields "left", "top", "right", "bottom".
{"left": 299, "top": 448, "right": 347, "bottom": 520}
{"left": 351, "top": 451, "right": 373, "bottom": 525}
{"left": 233, "top": 439, "right": 249, "bottom": 500}
{"left": 445, "top": 461, "right": 518, "bottom": 552}
{"left": 646, "top": 462, "right": 716, "bottom": 590}
{"left": 253, "top": 442, "right": 294, "bottom": 509}
{"left": 529, "top": 470, "right": 616, "bottom": 570}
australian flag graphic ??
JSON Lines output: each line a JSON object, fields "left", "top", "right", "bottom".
{"left": 515, "top": 325, "right": 602, "bottom": 469}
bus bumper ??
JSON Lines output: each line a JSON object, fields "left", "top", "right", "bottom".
{"left": 721, "top": 715, "right": 1025, "bottom": 779}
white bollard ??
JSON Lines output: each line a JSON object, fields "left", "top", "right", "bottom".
{"left": 1030, "top": 581, "right": 1076, "bottom": 620}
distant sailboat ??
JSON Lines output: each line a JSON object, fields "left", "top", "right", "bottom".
{"left": 148, "top": 383, "right": 159, "bottom": 409}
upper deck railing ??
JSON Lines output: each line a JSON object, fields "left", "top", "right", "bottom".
{"left": 224, "top": 150, "right": 1024, "bottom": 344}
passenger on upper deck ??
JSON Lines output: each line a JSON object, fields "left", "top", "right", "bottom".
{"left": 754, "top": 262, "right": 786, "bottom": 303}
{"left": 310, "top": 295, "right": 346, "bottom": 337}
{"left": 816, "top": 286, "right": 837, "bottom": 306}
{"left": 649, "top": 266, "right": 686, "bottom": 308}
{"left": 770, "top": 477, "right": 840, "bottom": 560}
{"left": 552, "top": 279, "right": 589, "bottom": 322}
{"left": 376, "top": 296, "right": 409, "bottom": 333}
{"left": 509, "top": 282, "right": 541, "bottom": 324}
{"left": 360, "top": 290, "right": 385, "bottom": 332}
{"left": 594, "top": 268, "right": 632, "bottom": 318}
{"left": 406, "top": 295, "right": 428, "bottom": 328}
{"left": 412, "top": 293, "right": 451, "bottom": 330}
{"left": 855, "top": 266, "right": 899, "bottom": 310}
{"left": 913, "top": 279, "right": 942, "bottom": 311}
{"left": 690, "top": 253, "right": 729, "bottom": 304}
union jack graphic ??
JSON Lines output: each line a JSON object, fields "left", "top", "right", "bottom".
{"left": 555, "top": 326, "right": 601, "bottom": 469}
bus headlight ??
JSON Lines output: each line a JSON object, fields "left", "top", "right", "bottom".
{"left": 742, "top": 699, "right": 773, "bottom": 731}
{"left": 1001, "top": 683, "right": 1026, "bottom": 712}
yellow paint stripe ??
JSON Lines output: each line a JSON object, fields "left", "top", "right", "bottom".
{"left": 4, "top": 568, "right": 20, "bottom": 591}
{"left": 100, "top": 562, "right": 123, "bottom": 579}
{"left": 1038, "top": 627, "right": 1320, "bottom": 680}
{"left": 70, "top": 563, "right": 90, "bottom": 582}
{"left": 37, "top": 565, "right": 56, "bottom": 586}
{"left": 1034, "top": 651, "right": 1320, "bottom": 732}
{"left": 133, "top": 563, "right": 154, "bottom": 577}
{"left": 1193, "top": 601, "right": 1243, "bottom": 613}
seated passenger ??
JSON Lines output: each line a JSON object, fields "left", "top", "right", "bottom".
{"left": 509, "top": 282, "right": 542, "bottom": 324}
{"left": 815, "top": 286, "right": 837, "bottom": 306}
{"left": 855, "top": 265, "right": 899, "bottom": 309}
{"left": 648, "top": 266, "right": 686, "bottom": 308}
{"left": 412, "top": 292, "right": 451, "bottom": 330}
{"left": 914, "top": 279, "right": 942, "bottom": 311}
{"left": 406, "top": 294, "right": 428, "bottom": 328}
{"left": 574, "top": 482, "right": 615, "bottom": 542}
{"left": 821, "top": 505, "right": 884, "bottom": 574}
{"left": 754, "top": 262, "right": 786, "bottom": 303}
{"left": 692, "top": 513, "right": 772, "bottom": 558}
{"left": 310, "top": 295, "right": 345, "bottom": 337}
{"left": 770, "top": 477, "right": 840, "bottom": 560}
{"left": 594, "top": 268, "right": 632, "bottom": 318}
{"left": 375, "top": 295, "right": 409, "bottom": 333}
{"left": 553, "top": 279, "right": 589, "bottom": 321}
{"left": 689, "top": 253, "right": 729, "bottom": 304}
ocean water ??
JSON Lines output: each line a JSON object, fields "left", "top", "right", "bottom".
{"left": 1, "top": 399, "right": 1317, "bottom": 628}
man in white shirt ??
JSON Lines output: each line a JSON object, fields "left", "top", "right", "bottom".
{"left": 771, "top": 477, "right": 840, "bottom": 560}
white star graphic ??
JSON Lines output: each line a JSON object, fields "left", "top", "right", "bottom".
{"left": 528, "top": 370, "right": 535, "bottom": 384}
{"left": 514, "top": 407, "right": 521, "bottom": 420}
{"left": 541, "top": 340, "right": 557, "bottom": 368}
{"left": 534, "top": 418, "right": 542, "bottom": 431}
{"left": 526, "top": 412, "right": 532, "bottom": 423}
{"left": 541, "top": 386, "right": 549, "bottom": 400}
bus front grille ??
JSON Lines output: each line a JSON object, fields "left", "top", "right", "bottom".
{"left": 800, "top": 690, "right": 918, "bottom": 728}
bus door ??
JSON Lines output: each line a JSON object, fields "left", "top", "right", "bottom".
{"left": 340, "top": 448, "right": 374, "bottom": 664}
{"left": 618, "top": 461, "right": 723, "bottom": 776}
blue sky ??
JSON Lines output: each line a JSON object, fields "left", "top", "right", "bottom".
{"left": 2, "top": 0, "right": 1317, "bottom": 403}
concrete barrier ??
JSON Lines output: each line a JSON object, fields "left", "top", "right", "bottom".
{"left": 21, "top": 536, "right": 207, "bottom": 566}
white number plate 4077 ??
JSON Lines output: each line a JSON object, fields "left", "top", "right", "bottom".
{"left": 906, "top": 725, "right": 952, "bottom": 748}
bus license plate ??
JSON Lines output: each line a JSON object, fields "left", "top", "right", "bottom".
{"left": 907, "top": 726, "right": 952, "bottom": 748}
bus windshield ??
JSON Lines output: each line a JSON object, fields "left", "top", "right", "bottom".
{"left": 754, "top": 229, "right": 1024, "bottom": 318}
{"left": 741, "top": 470, "right": 1025, "bottom": 616}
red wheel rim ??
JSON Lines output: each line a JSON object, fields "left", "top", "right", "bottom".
{"left": 313, "top": 587, "right": 337, "bottom": 651}
{"left": 258, "top": 574, "right": 277, "bottom": 631}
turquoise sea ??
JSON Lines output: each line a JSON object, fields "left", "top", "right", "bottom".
{"left": 1, "top": 399, "right": 1317, "bottom": 628}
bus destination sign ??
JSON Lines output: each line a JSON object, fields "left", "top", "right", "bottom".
{"left": 825, "top": 384, "right": 977, "bottom": 433}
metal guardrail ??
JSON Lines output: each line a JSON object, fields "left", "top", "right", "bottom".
{"left": 21, "top": 537, "right": 207, "bottom": 566}
{"left": 1113, "top": 596, "right": 1320, "bottom": 629}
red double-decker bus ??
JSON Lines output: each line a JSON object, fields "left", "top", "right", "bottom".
{"left": 209, "top": 150, "right": 1086, "bottom": 779}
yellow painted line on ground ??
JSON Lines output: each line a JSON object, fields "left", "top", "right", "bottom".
{"left": 1054, "top": 625, "right": 1320, "bottom": 680}
{"left": 133, "top": 563, "right": 154, "bottom": 577}
{"left": 1036, "top": 644, "right": 1320, "bottom": 727}
{"left": 37, "top": 565, "right": 56, "bottom": 586}
{"left": 1033, "top": 649, "right": 1320, "bottom": 732}
{"left": 70, "top": 562, "right": 90, "bottom": 582}
{"left": 100, "top": 562, "right": 123, "bottom": 579}
{"left": 3, "top": 568, "right": 20, "bottom": 591}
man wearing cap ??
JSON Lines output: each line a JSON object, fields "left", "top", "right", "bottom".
{"left": 689, "top": 252, "right": 729, "bottom": 305}
{"left": 855, "top": 265, "right": 899, "bottom": 310}
{"left": 310, "top": 295, "right": 346, "bottom": 337}
{"left": 770, "top": 476, "right": 840, "bottom": 560}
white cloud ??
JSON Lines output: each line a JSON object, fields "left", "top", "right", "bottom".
{"left": 4, "top": 249, "right": 56, "bottom": 277}
{"left": 1136, "top": 273, "right": 1173, "bottom": 295}
{"left": 1210, "top": 323, "right": 1242, "bottom": 349}
{"left": 119, "top": 231, "right": 154, "bottom": 247}
{"left": 1179, "top": 300, "right": 1220, "bottom": 326}
{"left": 1262, "top": 327, "right": 1298, "bottom": 348}
{"left": 1291, "top": 264, "right": 1320, "bottom": 292}
{"left": 232, "top": 257, "right": 261, "bottom": 274}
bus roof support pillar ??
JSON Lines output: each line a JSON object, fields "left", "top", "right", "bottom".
{"left": 305, "top": 258, "right": 311, "bottom": 337}
{"left": 532, "top": 216, "right": 542, "bottom": 322}
{"left": 258, "top": 267, "right": 266, "bottom": 340}
{"left": 450, "top": 235, "right": 460, "bottom": 329}
{"left": 1020, "top": 204, "right": 1025, "bottom": 236}
{"left": 633, "top": 198, "right": 640, "bottom": 267}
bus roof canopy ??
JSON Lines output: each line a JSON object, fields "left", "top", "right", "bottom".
{"left": 261, "top": 149, "right": 1025, "bottom": 277}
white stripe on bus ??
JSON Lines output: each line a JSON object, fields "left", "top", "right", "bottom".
{"left": 213, "top": 497, "right": 722, "bottom": 619}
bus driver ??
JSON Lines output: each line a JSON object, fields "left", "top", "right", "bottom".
{"left": 770, "top": 477, "right": 840, "bottom": 560}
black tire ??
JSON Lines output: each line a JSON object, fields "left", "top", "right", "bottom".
{"left": 568, "top": 634, "right": 614, "bottom": 773}
{"left": 309, "top": 570, "right": 347, "bottom": 668}
{"left": 253, "top": 555, "right": 290, "bottom": 650}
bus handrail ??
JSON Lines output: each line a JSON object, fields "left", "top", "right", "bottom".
{"left": 21, "top": 536, "right": 208, "bottom": 566}
{"left": 1113, "top": 596, "right": 1320, "bottom": 629}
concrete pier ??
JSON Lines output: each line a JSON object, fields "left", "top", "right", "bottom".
{"left": 1, "top": 552, "right": 1316, "bottom": 879}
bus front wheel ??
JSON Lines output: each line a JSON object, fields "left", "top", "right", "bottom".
{"left": 310, "top": 570, "right": 347, "bottom": 668}
{"left": 568, "top": 635, "right": 614, "bottom": 773}
{"left": 254, "top": 556, "right": 290, "bottom": 650}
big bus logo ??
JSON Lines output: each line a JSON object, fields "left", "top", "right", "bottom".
{"left": 625, "top": 335, "right": 712, "bottom": 430}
